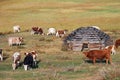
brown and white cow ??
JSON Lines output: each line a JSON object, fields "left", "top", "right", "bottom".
{"left": 8, "top": 37, "right": 23, "bottom": 46}
{"left": 0, "top": 49, "right": 3, "bottom": 61}
{"left": 83, "top": 45, "right": 113, "bottom": 64}
{"left": 12, "top": 52, "right": 21, "bottom": 70}
{"left": 115, "top": 39, "right": 120, "bottom": 49}
{"left": 31, "top": 27, "right": 43, "bottom": 35}
{"left": 56, "top": 30, "right": 66, "bottom": 38}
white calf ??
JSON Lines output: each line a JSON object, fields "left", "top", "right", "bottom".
{"left": 13, "top": 25, "right": 20, "bottom": 33}
{"left": 47, "top": 28, "right": 56, "bottom": 35}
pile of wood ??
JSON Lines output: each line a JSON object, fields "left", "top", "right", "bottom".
{"left": 63, "top": 27, "right": 113, "bottom": 51}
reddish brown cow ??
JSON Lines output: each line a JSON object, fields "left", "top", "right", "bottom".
{"left": 83, "top": 45, "right": 113, "bottom": 64}
{"left": 115, "top": 39, "right": 120, "bottom": 49}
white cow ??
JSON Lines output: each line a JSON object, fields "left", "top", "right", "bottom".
{"left": 47, "top": 28, "right": 56, "bottom": 35}
{"left": 12, "top": 52, "right": 21, "bottom": 70}
{"left": 13, "top": 25, "right": 20, "bottom": 33}
{"left": 8, "top": 37, "right": 23, "bottom": 46}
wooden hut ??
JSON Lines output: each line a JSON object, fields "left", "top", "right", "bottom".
{"left": 63, "top": 27, "right": 113, "bottom": 51}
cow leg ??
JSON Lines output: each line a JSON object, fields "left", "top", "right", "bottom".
{"left": 108, "top": 57, "right": 112, "bottom": 64}
{"left": 93, "top": 57, "right": 96, "bottom": 64}
{"left": 12, "top": 63, "right": 16, "bottom": 70}
{"left": 0, "top": 55, "right": 3, "bottom": 61}
{"left": 24, "top": 65, "right": 28, "bottom": 71}
{"left": 106, "top": 58, "right": 109, "bottom": 65}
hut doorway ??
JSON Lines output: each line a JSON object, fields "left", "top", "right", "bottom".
{"left": 81, "top": 43, "right": 89, "bottom": 51}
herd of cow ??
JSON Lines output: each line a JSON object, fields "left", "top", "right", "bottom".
{"left": 0, "top": 25, "right": 120, "bottom": 71}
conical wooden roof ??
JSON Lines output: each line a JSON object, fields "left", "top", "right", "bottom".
{"left": 64, "top": 27, "right": 113, "bottom": 49}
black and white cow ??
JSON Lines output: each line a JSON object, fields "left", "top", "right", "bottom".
{"left": 23, "top": 53, "right": 33, "bottom": 71}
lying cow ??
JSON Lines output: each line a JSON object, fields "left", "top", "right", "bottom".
{"left": 0, "top": 49, "right": 3, "bottom": 61}
{"left": 115, "top": 39, "right": 120, "bottom": 49}
{"left": 31, "top": 27, "right": 44, "bottom": 35}
{"left": 47, "top": 28, "right": 56, "bottom": 35}
{"left": 83, "top": 45, "right": 113, "bottom": 64}
{"left": 13, "top": 25, "right": 20, "bottom": 33}
{"left": 56, "top": 30, "right": 66, "bottom": 38}
{"left": 8, "top": 37, "right": 23, "bottom": 46}
{"left": 12, "top": 52, "right": 21, "bottom": 70}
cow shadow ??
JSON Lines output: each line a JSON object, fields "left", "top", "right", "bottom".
{"left": 17, "top": 60, "right": 41, "bottom": 69}
{"left": 3, "top": 56, "right": 9, "bottom": 61}
{"left": 84, "top": 59, "right": 106, "bottom": 64}
{"left": 32, "top": 60, "right": 41, "bottom": 69}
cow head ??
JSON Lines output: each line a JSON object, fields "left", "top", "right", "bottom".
{"left": 19, "top": 37, "right": 23, "bottom": 42}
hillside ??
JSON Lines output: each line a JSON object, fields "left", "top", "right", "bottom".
{"left": 0, "top": 0, "right": 120, "bottom": 32}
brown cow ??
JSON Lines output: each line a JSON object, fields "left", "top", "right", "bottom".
{"left": 115, "top": 39, "right": 120, "bottom": 49}
{"left": 83, "top": 45, "right": 113, "bottom": 64}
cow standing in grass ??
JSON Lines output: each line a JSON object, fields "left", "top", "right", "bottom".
{"left": 23, "top": 53, "right": 33, "bottom": 71}
{"left": 13, "top": 25, "right": 20, "bottom": 33}
{"left": 31, "top": 51, "right": 38, "bottom": 68}
{"left": 8, "top": 37, "right": 23, "bottom": 46}
{"left": 0, "top": 49, "right": 3, "bottom": 61}
{"left": 56, "top": 30, "right": 66, "bottom": 38}
{"left": 83, "top": 45, "right": 114, "bottom": 64}
{"left": 12, "top": 52, "right": 21, "bottom": 70}
{"left": 115, "top": 39, "right": 120, "bottom": 49}
{"left": 47, "top": 28, "right": 56, "bottom": 35}
{"left": 31, "top": 27, "right": 44, "bottom": 35}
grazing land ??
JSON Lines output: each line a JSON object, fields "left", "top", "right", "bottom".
{"left": 0, "top": 0, "right": 120, "bottom": 80}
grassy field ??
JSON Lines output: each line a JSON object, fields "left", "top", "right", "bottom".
{"left": 0, "top": 0, "right": 120, "bottom": 80}
{"left": 0, "top": 0, "right": 120, "bottom": 32}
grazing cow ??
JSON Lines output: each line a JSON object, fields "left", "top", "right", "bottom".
{"left": 23, "top": 53, "right": 33, "bottom": 71}
{"left": 8, "top": 37, "right": 23, "bottom": 46}
{"left": 0, "top": 49, "right": 3, "bottom": 61}
{"left": 83, "top": 45, "right": 113, "bottom": 64}
{"left": 47, "top": 28, "right": 56, "bottom": 35}
{"left": 56, "top": 30, "right": 66, "bottom": 38}
{"left": 13, "top": 25, "right": 20, "bottom": 33}
{"left": 12, "top": 52, "right": 21, "bottom": 70}
{"left": 105, "top": 45, "right": 116, "bottom": 55}
{"left": 115, "top": 39, "right": 120, "bottom": 49}
{"left": 31, "top": 27, "right": 43, "bottom": 35}
{"left": 31, "top": 50, "right": 38, "bottom": 68}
